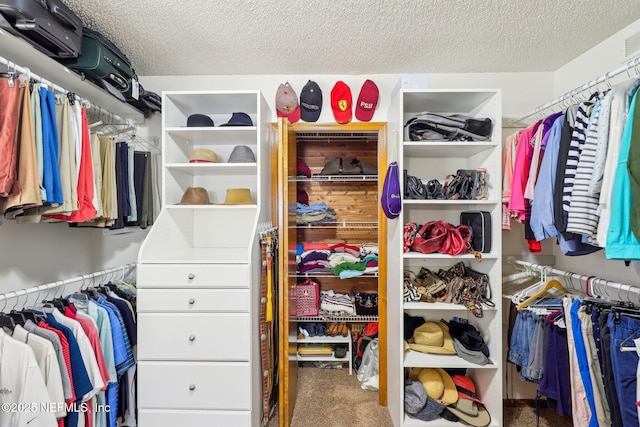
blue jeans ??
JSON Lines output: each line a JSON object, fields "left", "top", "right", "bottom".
{"left": 608, "top": 313, "right": 640, "bottom": 427}
{"left": 570, "top": 299, "right": 597, "bottom": 427}
{"left": 508, "top": 310, "right": 536, "bottom": 370}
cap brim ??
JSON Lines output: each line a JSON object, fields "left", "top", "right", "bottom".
{"left": 446, "top": 401, "right": 491, "bottom": 427}
{"left": 277, "top": 105, "right": 301, "bottom": 123}
{"left": 301, "top": 107, "right": 321, "bottom": 122}
{"left": 332, "top": 108, "right": 352, "bottom": 124}
{"left": 355, "top": 105, "right": 376, "bottom": 122}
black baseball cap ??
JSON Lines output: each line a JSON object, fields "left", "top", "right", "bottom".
{"left": 300, "top": 80, "right": 323, "bottom": 122}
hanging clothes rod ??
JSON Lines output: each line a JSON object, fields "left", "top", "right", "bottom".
{"left": 0, "top": 263, "right": 137, "bottom": 306}
{"left": 0, "top": 54, "right": 135, "bottom": 128}
{"left": 509, "top": 259, "right": 640, "bottom": 305}
{"left": 509, "top": 55, "right": 640, "bottom": 126}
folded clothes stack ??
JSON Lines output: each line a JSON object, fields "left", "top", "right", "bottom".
{"left": 296, "top": 201, "right": 337, "bottom": 224}
{"left": 320, "top": 290, "right": 355, "bottom": 315}
{"left": 296, "top": 242, "right": 379, "bottom": 278}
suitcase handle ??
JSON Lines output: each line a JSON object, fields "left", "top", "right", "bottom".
{"left": 50, "top": 5, "right": 78, "bottom": 31}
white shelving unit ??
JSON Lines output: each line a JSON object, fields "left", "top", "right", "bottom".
{"left": 137, "top": 90, "right": 272, "bottom": 427}
{"left": 387, "top": 89, "right": 503, "bottom": 427}
{"left": 297, "top": 331, "right": 353, "bottom": 374}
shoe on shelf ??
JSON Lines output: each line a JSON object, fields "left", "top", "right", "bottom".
{"left": 316, "top": 323, "right": 326, "bottom": 336}
{"left": 334, "top": 343, "right": 348, "bottom": 358}
{"left": 305, "top": 323, "right": 317, "bottom": 337}
{"left": 327, "top": 322, "right": 338, "bottom": 336}
{"left": 340, "top": 322, "right": 349, "bottom": 337}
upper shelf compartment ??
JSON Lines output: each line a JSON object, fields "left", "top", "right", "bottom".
{"left": 163, "top": 91, "right": 259, "bottom": 128}
{"left": 0, "top": 28, "right": 145, "bottom": 123}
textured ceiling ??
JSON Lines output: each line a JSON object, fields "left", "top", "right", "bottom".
{"left": 62, "top": 0, "right": 640, "bottom": 76}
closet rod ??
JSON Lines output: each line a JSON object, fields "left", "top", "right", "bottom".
{"left": 510, "top": 259, "right": 640, "bottom": 304}
{"left": 509, "top": 55, "right": 640, "bottom": 126}
{"left": 0, "top": 262, "right": 136, "bottom": 305}
{"left": 0, "top": 54, "right": 135, "bottom": 128}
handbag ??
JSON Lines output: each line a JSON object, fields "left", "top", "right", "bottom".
{"left": 353, "top": 292, "right": 378, "bottom": 315}
{"left": 381, "top": 161, "right": 401, "bottom": 219}
{"left": 295, "top": 279, "right": 320, "bottom": 317}
{"left": 410, "top": 220, "right": 449, "bottom": 254}
{"left": 460, "top": 211, "right": 492, "bottom": 253}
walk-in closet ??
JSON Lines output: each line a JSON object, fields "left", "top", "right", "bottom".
{"left": 2, "top": 2, "right": 640, "bottom": 427}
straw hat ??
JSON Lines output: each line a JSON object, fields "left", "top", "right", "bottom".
{"left": 408, "top": 368, "right": 458, "bottom": 406}
{"left": 189, "top": 148, "right": 218, "bottom": 163}
{"left": 222, "top": 188, "right": 254, "bottom": 205}
{"left": 178, "top": 187, "right": 211, "bottom": 205}
{"left": 407, "top": 321, "right": 456, "bottom": 355}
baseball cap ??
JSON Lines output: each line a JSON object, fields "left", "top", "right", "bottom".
{"left": 187, "top": 114, "right": 214, "bottom": 127}
{"left": 330, "top": 81, "right": 352, "bottom": 124}
{"left": 355, "top": 79, "right": 379, "bottom": 122}
{"left": 275, "top": 82, "right": 300, "bottom": 123}
{"left": 300, "top": 80, "right": 323, "bottom": 122}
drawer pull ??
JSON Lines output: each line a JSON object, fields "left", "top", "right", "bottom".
{"left": 188, "top": 273, "right": 195, "bottom": 280}
{"left": 189, "top": 384, "right": 196, "bottom": 391}
{"left": 188, "top": 298, "right": 195, "bottom": 305}
{"left": 188, "top": 335, "right": 196, "bottom": 342}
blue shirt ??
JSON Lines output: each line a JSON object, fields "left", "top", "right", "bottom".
{"left": 95, "top": 297, "right": 128, "bottom": 368}
{"left": 531, "top": 115, "right": 565, "bottom": 241}
{"left": 96, "top": 296, "right": 135, "bottom": 375}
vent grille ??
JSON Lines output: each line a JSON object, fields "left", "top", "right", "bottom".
{"left": 625, "top": 31, "right": 640, "bottom": 58}
{"left": 296, "top": 131, "right": 378, "bottom": 143}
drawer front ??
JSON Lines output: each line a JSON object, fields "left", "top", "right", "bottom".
{"left": 138, "top": 409, "right": 250, "bottom": 427}
{"left": 137, "top": 313, "right": 250, "bottom": 361}
{"left": 137, "top": 264, "right": 250, "bottom": 288}
{"left": 137, "top": 361, "right": 251, "bottom": 410}
{"left": 137, "top": 289, "right": 250, "bottom": 313}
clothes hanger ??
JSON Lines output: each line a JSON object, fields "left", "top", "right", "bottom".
{"left": 0, "top": 292, "right": 17, "bottom": 330}
{"left": 517, "top": 278, "right": 570, "bottom": 311}
{"left": 8, "top": 290, "right": 27, "bottom": 326}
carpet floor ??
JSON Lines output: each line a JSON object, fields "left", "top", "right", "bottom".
{"left": 266, "top": 367, "right": 573, "bottom": 426}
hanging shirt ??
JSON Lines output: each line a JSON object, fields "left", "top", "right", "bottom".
{"left": 90, "top": 134, "right": 104, "bottom": 218}
{"left": 0, "top": 74, "right": 22, "bottom": 198}
{"left": 502, "top": 131, "right": 520, "bottom": 229}
{"left": 606, "top": 87, "right": 640, "bottom": 259}
{"left": 0, "top": 330, "right": 58, "bottom": 427}
{"left": 31, "top": 83, "right": 46, "bottom": 202}
{"left": 597, "top": 79, "right": 640, "bottom": 247}
{"left": 41, "top": 87, "right": 63, "bottom": 205}
{"left": 525, "top": 111, "right": 563, "bottom": 201}
{"left": 530, "top": 114, "right": 564, "bottom": 241}
{"left": 508, "top": 122, "right": 540, "bottom": 221}
{"left": 126, "top": 144, "right": 137, "bottom": 223}
{"left": 589, "top": 90, "right": 614, "bottom": 195}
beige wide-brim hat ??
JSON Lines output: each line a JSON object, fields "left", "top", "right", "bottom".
{"left": 447, "top": 399, "right": 491, "bottom": 427}
{"left": 407, "top": 321, "right": 457, "bottom": 355}
{"left": 178, "top": 187, "right": 211, "bottom": 205}
{"left": 408, "top": 368, "right": 458, "bottom": 406}
{"left": 189, "top": 148, "right": 218, "bottom": 163}
{"left": 221, "top": 188, "right": 254, "bottom": 205}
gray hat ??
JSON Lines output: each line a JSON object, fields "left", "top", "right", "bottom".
{"left": 404, "top": 380, "right": 445, "bottom": 421}
{"left": 228, "top": 145, "right": 256, "bottom": 163}
{"left": 453, "top": 338, "right": 489, "bottom": 365}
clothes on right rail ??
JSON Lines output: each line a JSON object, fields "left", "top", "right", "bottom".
{"left": 508, "top": 297, "right": 640, "bottom": 427}
{"left": 503, "top": 78, "right": 640, "bottom": 259}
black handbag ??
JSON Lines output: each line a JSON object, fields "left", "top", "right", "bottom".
{"left": 460, "top": 211, "right": 492, "bottom": 253}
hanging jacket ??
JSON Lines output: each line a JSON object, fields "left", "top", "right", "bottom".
{"left": 606, "top": 87, "right": 640, "bottom": 259}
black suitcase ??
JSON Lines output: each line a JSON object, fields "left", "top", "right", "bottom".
{"left": 61, "top": 27, "right": 138, "bottom": 102}
{"left": 0, "top": 0, "right": 82, "bottom": 58}
{"left": 127, "top": 84, "right": 162, "bottom": 117}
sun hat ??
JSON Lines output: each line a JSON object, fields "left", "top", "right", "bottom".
{"left": 276, "top": 82, "right": 300, "bottom": 123}
{"left": 445, "top": 375, "right": 491, "bottom": 427}
{"left": 404, "top": 380, "right": 445, "bottom": 421}
{"left": 355, "top": 79, "right": 379, "bottom": 122}
{"left": 300, "top": 80, "right": 323, "bottom": 122}
{"left": 189, "top": 148, "right": 218, "bottom": 163}
{"left": 330, "top": 81, "right": 352, "bottom": 124}
{"left": 446, "top": 319, "right": 490, "bottom": 357}
{"left": 228, "top": 145, "right": 256, "bottom": 163}
{"left": 407, "top": 321, "right": 456, "bottom": 354}
{"left": 416, "top": 368, "right": 458, "bottom": 406}
{"left": 187, "top": 113, "right": 214, "bottom": 127}
{"left": 178, "top": 187, "right": 211, "bottom": 205}
{"left": 221, "top": 188, "right": 254, "bottom": 205}
{"left": 220, "top": 112, "right": 253, "bottom": 126}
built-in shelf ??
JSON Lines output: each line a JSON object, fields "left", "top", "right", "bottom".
{"left": 403, "top": 141, "right": 497, "bottom": 158}
{"left": 292, "top": 175, "right": 378, "bottom": 182}
{"left": 291, "top": 221, "right": 378, "bottom": 229}
{"left": 403, "top": 350, "right": 497, "bottom": 369}
{"left": 403, "top": 302, "right": 498, "bottom": 311}
{"left": 166, "top": 163, "right": 257, "bottom": 175}
{"left": 403, "top": 199, "right": 499, "bottom": 206}
{"left": 296, "top": 315, "right": 379, "bottom": 322}
{"left": 402, "top": 252, "right": 499, "bottom": 260}
{"left": 291, "top": 272, "right": 379, "bottom": 278}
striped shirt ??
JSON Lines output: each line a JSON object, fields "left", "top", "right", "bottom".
{"left": 566, "top": 100, "right": 602, "bottom": 238}
{"left": 561, "top": 102, "right": 592, "bottom": 214}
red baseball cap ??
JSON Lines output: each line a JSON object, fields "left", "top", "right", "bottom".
{"left": 330, "top": 81, "right": 352, "bottom": 124}
{"left": 275, "top": 82, "right": 300, "bottom": 123}
{"left": 451, "top": 375, "right": 483, "bottom": 404}
{"left": 355, "top": 79, "right": 379, "bottom": 122}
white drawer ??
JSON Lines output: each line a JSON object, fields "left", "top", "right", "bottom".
{"left": 138, "top": 409, "right": 250, "bottom": 427}
{"left": 137, "top": 264, "right": 250, "bottom": 288}
{"left": 138, "top": 313, "right": 250, "bottom": 361}
{"left": 137, "top": 289, "right": 250, "bottom": 312}
{"left": 137, "top": 361, "right": 251, "bottom": 410}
